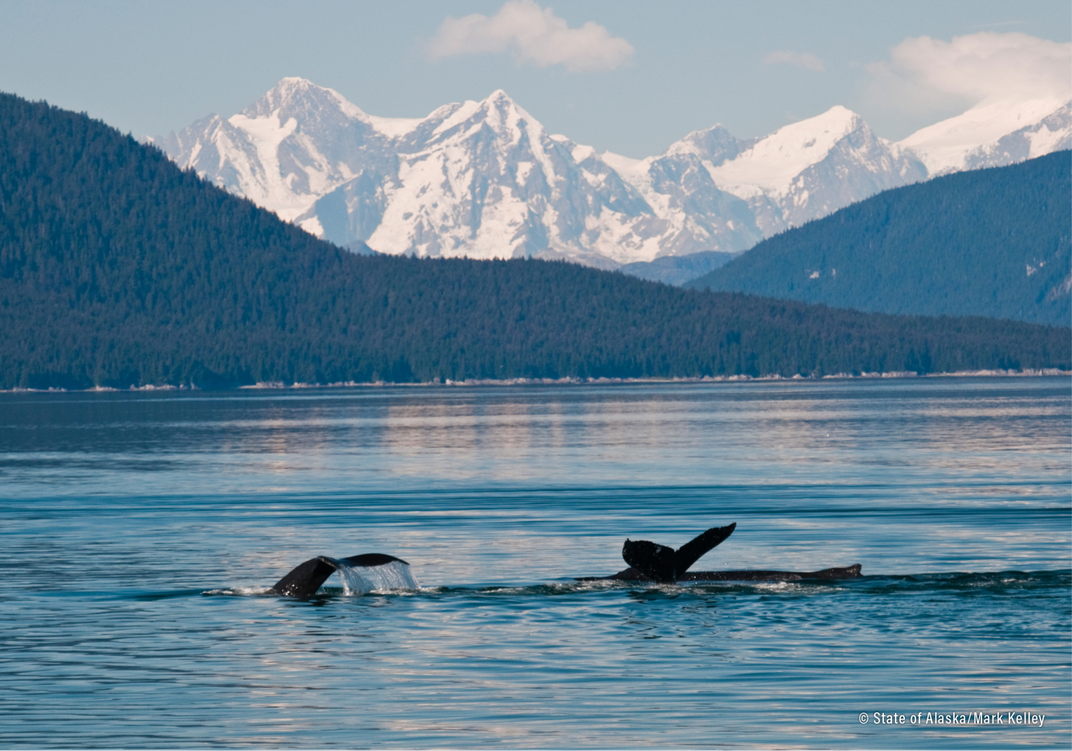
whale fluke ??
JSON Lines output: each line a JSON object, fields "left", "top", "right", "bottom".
{"left": 622, "top": 523, "right": 736, "bottom": 583}
{"left": 271, "top": 553, "right": 408, "bottom": 598}
{"left": 580, "top": 524, "right": 862, "bottom": 583}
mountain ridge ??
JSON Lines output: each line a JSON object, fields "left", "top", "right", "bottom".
{"left": 151, "top": 78, "right": 1069, "bottom": 268}
{"left": 686, "top": 152, "right": 1072, "bottom": 327}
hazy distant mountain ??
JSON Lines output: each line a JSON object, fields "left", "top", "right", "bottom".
{"left": 618, "top": 251, "right": 740, "bottom": 286}
{"left": 686, "top": 152, "right": 1071, "bottom": 327}
{"left": 156, "top": 78, "right": 1044, "bottom": 268}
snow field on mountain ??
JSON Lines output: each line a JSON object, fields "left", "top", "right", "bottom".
{"left": 153, "top": 78, "right": 1072, "bottom": 267}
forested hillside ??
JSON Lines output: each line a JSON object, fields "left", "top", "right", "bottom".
{"left": 687, "top": 153, "right": 1071, "bottom": 326}
{"left": 0, "top": 92, "right": 1067, "bottom": 390}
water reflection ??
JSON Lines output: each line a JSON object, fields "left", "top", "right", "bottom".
{"left": 2, "top": 379, "right": 1067, "bottom": 499}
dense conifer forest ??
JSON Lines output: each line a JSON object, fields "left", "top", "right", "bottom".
{"left": 687, "top": 152, "right": 1072, "bottom": 326}
{"left": 0, "top": 92, "right": 1068, "bottom": 390}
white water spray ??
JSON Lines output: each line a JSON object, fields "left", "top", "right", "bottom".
{"left": 335, "top": 560, "right": 419, "bottom": 596}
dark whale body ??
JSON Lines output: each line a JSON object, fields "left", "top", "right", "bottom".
{"left": 581, "top": 523, "right": 862, "bottom": 583}
{"left": 597, "top": 563, "right": 863, "bottom": 582}
{"left": 675, "top": 564, "right": 862, "bottom": 581}
{"left": 271, "top": 553, "right": 408, "bottom": 598}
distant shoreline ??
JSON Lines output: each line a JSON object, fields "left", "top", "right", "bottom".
{"left": 3, "top": 369, "right": 1069, "bottom": 394}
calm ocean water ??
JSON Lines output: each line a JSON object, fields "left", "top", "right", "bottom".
{"left": 0, "top": 377, "right": 1069, "bottom": 748}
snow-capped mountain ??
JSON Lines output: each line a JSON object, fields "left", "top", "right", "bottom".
{"left": 149, "top": 78, "right": 1069, "bottom": 267}
{"left": 149, "top": 78, "right": 403, "bottom": 232}
{"left": 643, "top": 107, "right": 927, "bottom": 237}
{"left": 898, "top": 97, "right": 1071, "bottom": 176}
{"left": 153, "top": 79, "right": 771, "bottom": 264}
{"left": 302, "top": 89, "right": 671, "bottom": 264}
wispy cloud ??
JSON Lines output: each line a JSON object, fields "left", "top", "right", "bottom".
{"left": 869, "top": 32, "right": 1071, "bottom": 107}
{"left": 426, "top": 0, "right": 633, "bottom": 72}
{"left": 763, "top": 51, "right": 825, "bottom": 72}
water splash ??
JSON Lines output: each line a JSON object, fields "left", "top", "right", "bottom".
{"left": 201, "top": 586, "right": 274, "bottom": 596}
{"left": 336, "top": 560, "right": 419, "bottom": 596}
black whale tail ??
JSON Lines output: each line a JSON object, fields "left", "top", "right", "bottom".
{"left": 621, "top": 523, "right": 737, "bottom": 583}
{"left": 271, "top": 553, "right": 408, "bottom": 598}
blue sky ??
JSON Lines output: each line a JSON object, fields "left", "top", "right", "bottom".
{"left": 1, "top": 0, "right": 1069, "bottom": 157}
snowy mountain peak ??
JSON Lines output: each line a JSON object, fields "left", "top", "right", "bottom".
{"left": 706, "top": 105, "right": 925, "bottom": 232}
{"left": 664, "top": 123, "right": 741, "bottom": 168}
{"left": 899, "top": 97, "right": 1071, "bottom": 175}
{"left": 472, "top": 89, "right": 535, "bottom": 134}
{"left": 468, "top": 90, "right": 537, "bottom": 131}
{"left": 484, "top": 88, "right": 517, "bottom": 108}
{"left": 707, "top": 107, "right": 868, "bottom": 198}
{"left": 743, "top": 106, "right": 864, "bottom": 164}
{"left": 151, "top": 79, "right": 1069, "bottom": 269}
{"left": 398, "top": 90, "right": 548, "bottom": 158}
{"left": 241, "top": 77, "right": 367, "bottom": 122}
{"left": 810, "top": 104, "right": 860, "bottom": 127}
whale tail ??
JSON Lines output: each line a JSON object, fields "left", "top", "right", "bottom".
{"left": 621, "top": 523, "right": 736, "bottom": 583}
{"left": 271, "top": 553, "right": 408, "bottom": 598}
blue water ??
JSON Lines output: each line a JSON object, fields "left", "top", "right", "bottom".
{"left": 0, "top": 377, "right": 1069, "bottom": 748}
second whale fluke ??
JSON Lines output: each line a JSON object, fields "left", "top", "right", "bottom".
{"left": 584, "top": 524, "right": 862, "bottom": 583}
{"left": 621, "top": 523, "right": 737, "bottom": 582}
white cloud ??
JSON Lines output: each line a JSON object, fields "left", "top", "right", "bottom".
{"left": 763, "top": 51, "right": 824, "bottom": 72}
{"left": 426, "top": 0, "right": 633, "bottom": 72}
{"left": 869, "top": 32, "right": 1071, "bottom": 108}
